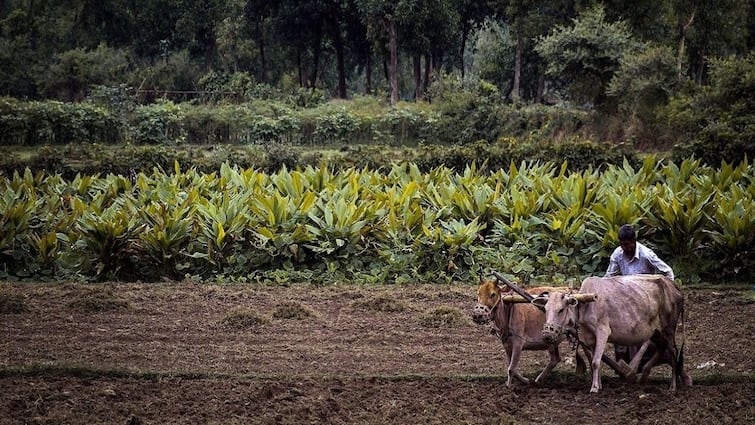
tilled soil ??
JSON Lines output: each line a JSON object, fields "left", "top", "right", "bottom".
{"left": 1, "top": 282, "right": 753, "bottom": 424}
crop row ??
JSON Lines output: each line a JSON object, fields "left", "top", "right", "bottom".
{"left": 1, "top": 158, "right": 753, "bottom": 284}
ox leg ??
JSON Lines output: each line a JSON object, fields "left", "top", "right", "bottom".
{"left": 590, "top": 331, "right": 610, "bottom": 393}
{"left": 535, "top": 345, "right": 561, "bottom": 384}
{"left": 575, "top": 348, "right": 587, "bottom": 376}
{"left": 506, "top": 339, "right": 530, "bottom": 385}
{"left": 502, "top": 345, "right": 515, "bottom": 387}
{"left": 667, "top": 346, "right": 678, "bottom": 392}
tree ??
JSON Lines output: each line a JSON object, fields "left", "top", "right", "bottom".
{"left": 174, "top": 0, "right": 223, "bottom": 68}
{"left": 356, "top": 0, "right": 400, "bottom": 104}
{"left": 607, "top": 45, "right": 687, "bottom": 143}
{"left": 504, "top": 0, "right": 576, "bottom": 102}
{"left": 397, "top": 0, "right": 460, "bottom": 99}
{"left": 665, "top": 52, "right": 755, "bottom": 164}
{"left": 40, "top": 44, "right": 130, "bottom": 100}
{"left": 457, "top": 0, "right": 501, "bottom": 78}
{"left": 535, "top": 5, "right": 637, "bottom": 108}
{"left": 468, "top": 18, "right": 515, "bottom": 92}
{"left": 671, "top": 0, "right": 751, "bottom": 84}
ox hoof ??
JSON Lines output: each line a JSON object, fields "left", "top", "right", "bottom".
{"left": 590, "top": 388, "right": 599, "bottom": 394}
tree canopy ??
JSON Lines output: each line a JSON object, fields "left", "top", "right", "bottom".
{"left": 1, "top": 0, "right": 751, "bottom": 103}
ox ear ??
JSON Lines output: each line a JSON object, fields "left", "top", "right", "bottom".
{"left": 531, "top": 293, "right": 548, "bottom": 307}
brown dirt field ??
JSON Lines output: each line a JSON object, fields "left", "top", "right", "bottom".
{"left": 1, "top": 282, "right": 753, "bottom": 425}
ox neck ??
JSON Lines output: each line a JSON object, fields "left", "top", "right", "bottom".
{"left": 493, "top": 296, "right": 513, "bottom": 329}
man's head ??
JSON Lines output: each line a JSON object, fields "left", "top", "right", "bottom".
{"left": 618, "top": 224, "right": 637, "bottom": 257}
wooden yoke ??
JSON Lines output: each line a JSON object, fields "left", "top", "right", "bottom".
{"left": 501, "top": 294, "right": 531, "bottom": 303}
{"left": 571, "top": 293, "right": 598, "bottom": 303}
{"left": 492, "top": 271, "right": 536, "bottom": 302}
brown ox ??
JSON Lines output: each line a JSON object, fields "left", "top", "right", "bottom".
{"left": 472, "top": 278, "right": 585, "bottom": 386}
{"left": 535, "top": 275, "right": 692, "bottom": 393}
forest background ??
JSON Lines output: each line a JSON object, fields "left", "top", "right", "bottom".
{"left": 0, "top": 0, "right": 753, "bottom": 285}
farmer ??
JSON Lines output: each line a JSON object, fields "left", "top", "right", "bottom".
{"left": 605, "top": 224, "right": 675, "bottom": 364}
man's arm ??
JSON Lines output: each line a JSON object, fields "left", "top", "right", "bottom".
{"left": 645, "top": 248, "right": 675, "bottom": 280}
{"left": 605, "top": 249, "right": 622, "bottom": 277}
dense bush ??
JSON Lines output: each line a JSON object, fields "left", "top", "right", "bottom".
{"left": 0, "top": 94, "right": 608, "bottom": 150}
{"left": 39, "top": 45, "right": 130, "bottom": 101}
{"left": 0, "top": 98, "right": 120, "bottom": 145}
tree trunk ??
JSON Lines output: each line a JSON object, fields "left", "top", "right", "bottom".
{"left": 365, "top": 54, "right": 372, "bottom": 95}
{"left": 696, "top": 45, "right": 706, "bottom": 84}
{"left": 413, "top": 53, "right": 422, "bottom": 100}
{"left": 258, "top": 34, "right": 268, "bottom": 83}
{"left": 388, "top": 18, "right": 399, "bottom": 105}
{"left": 423, "top": 54, "right": 431, "bottom": 95}
{"left": 333, "top": 23, "right": 347, "bottom": 98}
{"left": 536, "top": 72, "right": 545, "bottom": 104}
{"left": 512, "top": 37, "right": 523, "bottom": 101}
{"left": 460, "top": 22, "right": 469, "bottom": 79}
{"left": 309, "top": 27, "right": 323, "bottom": 89}
{"left": 677, "top": 13, "right": 694, "bottom": 80}
{"left": 297, "top": 48, "right": 303, "bottom": 87}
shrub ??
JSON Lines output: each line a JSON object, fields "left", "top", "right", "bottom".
{"left": 129, "top": 101, "right": 186, "bottom": 145}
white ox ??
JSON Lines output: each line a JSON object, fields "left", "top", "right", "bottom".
{"left": 534, "top": 274, "right": 692, "bottom": 393}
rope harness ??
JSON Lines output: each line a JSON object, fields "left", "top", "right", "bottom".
{"left": 487, "top": 292, "right": 548, "bottom": 345}
{"left": 542, "top": 293, "right": 581, "bottom": 351}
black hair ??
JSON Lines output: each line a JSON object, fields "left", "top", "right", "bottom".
{"left": 618, "top": 224, "right": 636, "bottom": 241}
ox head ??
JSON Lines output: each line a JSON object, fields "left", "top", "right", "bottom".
{"left": 472, "top": 278, "right": 503, "bottom": 324}
{"left": 533, "top": 291, "right": 580, "bottom": 344}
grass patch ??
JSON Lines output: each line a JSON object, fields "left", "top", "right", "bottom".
{"left": 271, "top": 301, "right": 318, "bottom": 320}
{"left": 220, "top": 308, "right": 270, "bottom": 328}
{"left": 66, "top": 289, "right": 131, "bottom": 312}
{"left": 418, "top": 305, "right": 471, "bottom": 328}
{"left": 0, "top": 292, "right": 29, "bottom": 314}
{"left": 350, "top": 295, "right": 409, "bottom": 313}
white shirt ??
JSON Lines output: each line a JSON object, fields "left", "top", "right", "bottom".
{"left": 605, "top": 242, "right": 675, "bottom": 280}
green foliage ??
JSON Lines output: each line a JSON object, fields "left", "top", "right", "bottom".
{"left": 468, "top": 19, "right": 515, "bottom": 91}
{"left": 130, "top": 101, "right": 186, "bottom": 145}
{"left": 535, "top": 5, "right": 638, "bottom": 107}
{"left": 0, "top": 97, "right": 120, "bottom": 145}
{"left": 39, "top": 45, "right": 130, "bottom": 101}
{"left": 128, "top": 49, "right": 202, "bottom": 94}
{"left": 0, "top": 94, "right": 651, "bottom": 152}
{"left": 667, "top": 53, "right": 755, "bottom": 165}
{"left": 0, "top": 178, "right": 37, "bottom": 277}
{"left": 608, "top": 45, "right": 685, "bottom": 121}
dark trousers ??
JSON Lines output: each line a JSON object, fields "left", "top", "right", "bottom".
{"left": 615, "top": 343, "right": 672, "bottom": 369}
